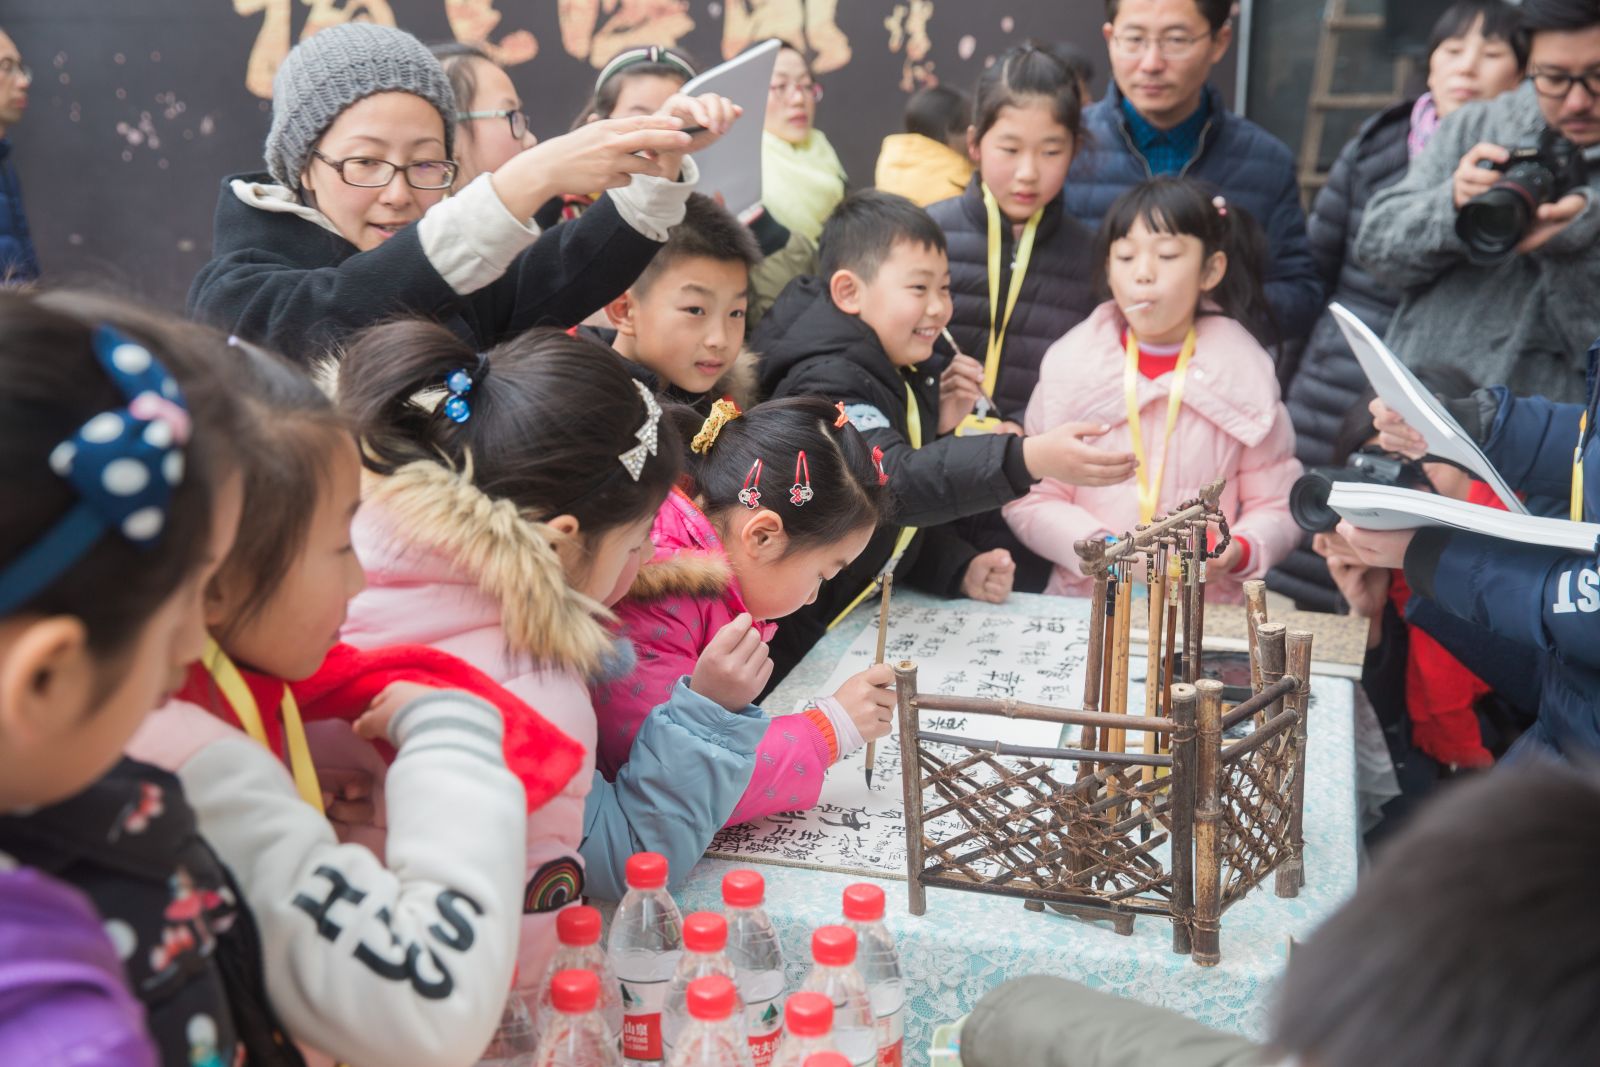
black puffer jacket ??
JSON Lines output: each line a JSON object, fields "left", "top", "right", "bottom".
{"left": 754, "top": 276, "right": 1036, "bottom": 683}
{"left": 926, "top": 177, "right": 1098, "bottom": 419}
{"left": 1272, "top": 101, "right": 1414, "bottom": 611}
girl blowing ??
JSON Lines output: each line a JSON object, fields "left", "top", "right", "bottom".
{"left": 1004, "top": 178, "right": 1301, "bottom": 602}
{"left": 336, "top": 323, "right": 765, "bottom": 1013}
{"left": 594, "top": 397, "right": 897, "bottom": 822}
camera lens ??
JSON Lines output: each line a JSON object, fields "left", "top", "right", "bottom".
{"left": 1289, "top": 470, "right": 1341, "bottom": 534}
{"left": 1456, "top": 186, "right": 1533, "bottom": 263}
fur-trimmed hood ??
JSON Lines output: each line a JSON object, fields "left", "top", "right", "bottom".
{"left": 349, "top": 460, "right": 616, "bottom": 678}
{"left": 626, "top": 551, "right": 732, "bottom": 601}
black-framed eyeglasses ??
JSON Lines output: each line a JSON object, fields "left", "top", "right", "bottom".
{"left": 1529, "top": 69, "right": 1600, "bottom": 100}
{"left": 0, "top": 58, "right": 30, "bottom": 82}
{"left": 310, "top": 149, "right": 457, "bottom": 190}
{"left": 456, "top": 108, "right": 529, "bottom": 140}
{"left": 1109, "top": 29, "right": 1216, "bottom": 59}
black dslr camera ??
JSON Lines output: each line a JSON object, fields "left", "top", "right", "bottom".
{"left": 1289, "top": 450, "right": 1432, "bottom": 534}
{"left": 1455, "top": 129, "right": 1592, "bottom": 264}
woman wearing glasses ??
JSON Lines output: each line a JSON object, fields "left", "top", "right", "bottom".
{"left": 188, "top": 23, "right": 737, "bottom": 364}
{"left": 760, "top": 41, "right": 846, "bottom": 243}
{"left": 431, "top": 41, "right": 538, "bottom": 192}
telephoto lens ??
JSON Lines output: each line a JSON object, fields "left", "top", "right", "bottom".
{"left": 1289, "top": 452, "right": 1432, "bottom": 533}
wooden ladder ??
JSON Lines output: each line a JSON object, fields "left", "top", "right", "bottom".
{"left": 1297, "top": 0, "right": 1413, "bottom": 200}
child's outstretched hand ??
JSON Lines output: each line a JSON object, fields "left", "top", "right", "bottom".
{"left": 833, "top": 663, "right": 896, "bottom": 743}
{"left": 650, "top": 92, "right": 742, "bottom": 176}
{"left": 938, "top": 354, "right": 985, "bottom": 434}
{"left": 492, "top": 115, "right": 693, "bottom": 220}
{"left": 354, "top": 681, "right": 442, "bottom": 743}
{"left": 1022, "top": 421, "right": 1139, "bottom": 486}
{"left": 691, "top": 613, "right": 773, "bottom": 712}
{"left": 961, "top": 548, "right": 1015, "bottom": 604}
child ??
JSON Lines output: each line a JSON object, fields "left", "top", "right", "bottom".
{"left": 874, "top": 84, "right": 974, "bottom": 208}
{"left": 584, "top": 192, "right": 763, "bottom": 416}
{"left": 756, "top": 190, "right": 1137, "bottom": 680}
{"left": 0, "top": 291, "right": 260, "bottom": 1066}
{"left": 927, "top": 43, "right": 1098, "bottom": 420}
{"left": 188, "top": 22, "right": 738, "bottom": 362}
{"left": 593, "top": 396, "right": 898, "bottom": 817}
{"left": 761, "top": 41, "right": 847, "bottom": 243}
{"left": 127, "top": 332, "right": 536, "bottom": 1067}
{"left": 335, "top": 322, "right": 766, "bottom": 1014}
{"left": 1004, "top": 178, "right": 1301, "bottom": 603}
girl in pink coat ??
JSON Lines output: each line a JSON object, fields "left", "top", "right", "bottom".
{"left": 594, "top": 396, "right": 901, "bottom": 823}
{"left": 1005, "top": 179, "right": 1302, "bottom": 602}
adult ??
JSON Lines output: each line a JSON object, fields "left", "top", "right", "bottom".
{"left": 431, "top": 42, "right": 537, "bottom": 192}
{"left": 1356, "top": 0, "right": 1600, "bottom": 403}
{"left": 760, "top": 42, "right": 847, "bottom": 243}
{"left": 1272, "top": 0, "right": 1526, "bottom": 610}
{"left": 0, "top": 28, "right": 37, "bottom": 285}
{"left": 1065, "top": 0, "right": 1322, "bottom": 345}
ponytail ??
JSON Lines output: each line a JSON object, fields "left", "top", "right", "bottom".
{"left": 672, "top": 396, "right": 886, "bottom": 553}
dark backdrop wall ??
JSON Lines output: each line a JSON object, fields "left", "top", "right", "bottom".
{"left": 5, "top": 1, "right": 1234, "bottom": 310}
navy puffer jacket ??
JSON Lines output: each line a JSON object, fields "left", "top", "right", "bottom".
{"left": 1063, "top": 84, "right": 1323, "bottom": 345}
{"left": 927, "top": 177, "right": 1098, "bottom": 419}
{"left": 0, "top": 139, "right": 39, "bottom": 284}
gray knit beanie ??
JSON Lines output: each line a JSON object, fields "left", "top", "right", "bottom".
{"left": 264, "top": 22, "right": 457, "bottom": 189}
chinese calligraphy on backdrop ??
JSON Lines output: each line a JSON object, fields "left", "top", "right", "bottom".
{"left": 708, "top": 605, "right": 1159, "bottom": 879}
{"left": 235, "top": 0, "right": 941, "bottom": 99}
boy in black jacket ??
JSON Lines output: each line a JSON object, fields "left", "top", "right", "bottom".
{"left": 756, "top": 190, "right": 1137, "bottom": 681}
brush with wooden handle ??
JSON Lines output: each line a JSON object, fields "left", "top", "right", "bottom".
{"left": 865, "top": 573, "right": 894, "bottom": 788}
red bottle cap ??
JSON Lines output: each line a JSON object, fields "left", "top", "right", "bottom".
{"left": 785, "top": 991, "right": 834, "bottom": 1037}
{"left": 803, "top": 1055, "right": 853, "bottom": 1067}
{"left": 842, "top": 883, "right": 885, "bottom": 922}
{"left": 685, "top": 975, "right": 738, "bottom": 1021}
{"left": 550, "top": 969, "right": 599, "bottom": 1014}
{"left": 811, "top": 925, "right": 857, "bottom": 967}
{"left": 556, "top": 905, "right": 602, "bottom": 947}
{"left": 722, "top": 869, "right": 766, "bottom": 908}
{"left": 683, "top": 911, "right": 728, "bottom": 953}
{"left": 625, "top": 851, "right": 668, "bottom": 889}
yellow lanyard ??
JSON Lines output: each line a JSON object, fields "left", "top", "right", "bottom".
{"left": 1573, "top": 411, "right": 1587, "bottom": 522}
{"left": 829, "top": 382, "right": 922, "bottom": 630}
{"left": 202, "top": 639, "right": 324, "bottom": 812}
{"left": 1124, "top": 328, "right": 1198, "bottom": 524}
{"left": 980, "top": 184, "right": 1043, "bottom": 400}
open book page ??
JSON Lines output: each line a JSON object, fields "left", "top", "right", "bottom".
{"left": 1330, "top": 302, "right": 1528, "bottom": 515}
{"left": 684, "top": 39, "right": 781, "bottom": 219}
{"left": 1329, "top": 482, "right": 1600, "bottom": 552}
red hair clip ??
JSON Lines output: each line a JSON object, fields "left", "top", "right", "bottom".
{"left": 790, "top": 451, "right": 814, "bottom": 506}
{"left": 872, "top": 446, "right": 889, "bottom": 486}
{"left": 833, "top": 402, "right": 850, "bottom": 429}
{"left": 738, "top": 458, "right": 764, "bottom": 509}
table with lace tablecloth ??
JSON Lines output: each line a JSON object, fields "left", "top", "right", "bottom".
{"left": 666, "top": 591, "right": 1359, "bottom": 1064}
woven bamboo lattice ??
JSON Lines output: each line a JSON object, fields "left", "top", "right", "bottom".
{"left": 895, "top": 482, "right": 1314, "bottom": 965}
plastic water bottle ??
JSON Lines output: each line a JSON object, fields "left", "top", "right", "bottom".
{"left": 797, "top": 927, "right": 877, "bottom": 1067}
{"left": 481, "top": 985, "right": 540, "bottom": 1065}
{"left": 533, "top": 970, "right": 622, "bottom": 1067}
{"left": 841, "top": 886, "right": 904, "bottom": 1067}
{"left": 722, "top": 870, "right": 786, "bottom": 1067}
{"left": 665, "top": 976, "right": 754, "bottom": 1067}
{"left": 768, "top": 992, "right": 836, "bottom": 1067}
{"left": 609, "top": 853, "right": 684, "bottom": 1066}
{"left": 802, "top": 1056, "right": 852, "bottom": 1067}
{"left": 537, "top": 906, "right": 625, "bottom": 1050}
{"left": 662, "top": 912, "right": 745, "bottom": 1058}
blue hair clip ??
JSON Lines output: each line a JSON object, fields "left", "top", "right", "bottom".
{"left": 443, "top": 356, "right": 489, "bottom": 424}
{"left": 0, "top": 326, "right": 192, "bottom": 614}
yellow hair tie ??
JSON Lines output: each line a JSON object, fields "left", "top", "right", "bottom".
{"left": 692, "top": 398, "right": 742, "bottom": 455}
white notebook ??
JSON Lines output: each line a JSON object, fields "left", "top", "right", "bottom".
{"left": 683, "top": 39, "right": 781, "bottom": 220}
{"left": 1329, "top": 302, "right": 1528, "bottom": 515}
{"left": 1328, "top": 482, "right": 1600, "bottom": 552}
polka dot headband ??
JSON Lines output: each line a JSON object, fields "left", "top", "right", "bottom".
{"left": 0, "top": 326, "right": 193, "bottom": 614}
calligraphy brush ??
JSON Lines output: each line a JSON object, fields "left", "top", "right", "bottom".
{"left": 940, "top": 327, "right": 1000, "bottom": 420}
{"left": 865, "top": 573, "right": 894, "bottom": 788}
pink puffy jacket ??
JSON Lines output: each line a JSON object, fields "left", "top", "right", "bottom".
{"left": 594, "top": 488, "right": 838, "bottom": 824}
{"left": 1004, "top": 301, "right": 1302, "bottom": 602}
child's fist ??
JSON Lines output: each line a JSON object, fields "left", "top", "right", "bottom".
{"left": 938, "top": 354, "right": 985, "bottom": 434}
{"left": 961, "top": 548, "right": 1015, "bottom": 604}
{"left": 1023, "top": 421, "right": 1139, "bottom": 486}
{"left": 354, "top": 681, "right": 440, "bottom": 743}
{"left": 833, "top": 663, "right": 896, "bottom": 743}
{"left": 691, "top": 613, "right": 773, "bottom": 711}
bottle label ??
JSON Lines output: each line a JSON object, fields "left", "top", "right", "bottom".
{"left": 875, "top": 1007, "right": 905, "bottom": 1067}
{"left": 745, "top": 995, "right": 783, "bottom": 1067}
{"left": 620, "top": 977, "right": 668, "bottom": 1062}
